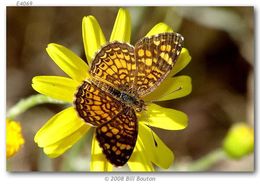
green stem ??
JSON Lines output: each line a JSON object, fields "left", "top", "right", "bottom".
{"left": 187, "top": 148, "right": 227, "bottom": 171}
{"left": 61, "top": 136, "right": 86, "bottom": 171}
{"left": 61, "top": 129, "right": 93, "bottom": 171}
{"left": 7, "top": 94, "right": 229, "bottom": 172}
{"left": 38, "top": 150, "right": 53, "bottom": 171}
{"left": 7, "top": 94, "right": 67, "bottom": 119}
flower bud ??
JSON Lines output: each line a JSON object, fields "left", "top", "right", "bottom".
{"left": 223, "top": 122, "right": 254, "bottom": 159}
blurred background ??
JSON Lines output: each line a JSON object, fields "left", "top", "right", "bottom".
{"left": 6, "top": 7, "right": 254, "bottom": 171}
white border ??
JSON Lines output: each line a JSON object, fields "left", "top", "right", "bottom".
{"left": 1, "top": 1, "right": 259, "bottom": 186}
{"left": 1, "top": 0, "right": 258, "bottom": 6}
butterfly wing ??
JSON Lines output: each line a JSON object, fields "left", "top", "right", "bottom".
{"left": 74, "top": 81, "right": 123, "bottom": 127}
{"left": 134, "top": 32, "right": 184, "bottom": 97}
{"left": 96, "top": 107, "right": 138, "bottom": 166}
{"left": 90, "top": 42, "right": 136, "bottom": 92}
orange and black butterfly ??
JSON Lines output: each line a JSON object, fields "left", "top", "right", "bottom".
{"left": 74, "top": 32, "right": 184, "bottom": 166}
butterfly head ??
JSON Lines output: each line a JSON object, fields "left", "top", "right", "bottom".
{"left": 133, "top": 99, "right": 146, "bottom": 112}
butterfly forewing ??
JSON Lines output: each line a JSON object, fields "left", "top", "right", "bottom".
{"left": 90, "top": 42, "right": 136, "bottom": 92}
{"left": 134, "top": 32, "right": 184, "bottom": 97}
{"left": 96, "top": 107, "right": 138, "bottom": 166}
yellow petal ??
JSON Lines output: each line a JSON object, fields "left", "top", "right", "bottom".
{"left": 32, "top": 76, "right": 78, "bottom": 102}
{"left": 169, "top": 48, "right": 192, "bottom": 77}
{"left": 144, "top": 75, "right": 192, "bottom": 102}
{"left": 139, "top": 103, "right": 188, "bottom": 130}
{"left": 146, "top": 22, "right": 173, "bottom": 37}
{"left": 158, "top": 76, "right": 192, "bottom": 101}
{"left": 110, "top": 8, "right": 131, "bottom": 43}
{"left": 127, "top": 138, "right": 155, "bottom": 172}
{"left": 46, "top": 43, "right": 90, "bottom": 82}
{"left": 43, "top": 124, "right": 90, "bottom": 158}
{"left": 139, "top": 124, "right": 174, "bottom": 169}
{"left": 82, "top": 16, "right": 106, "bottom": 64}
{"left": 35, "top": 107, "right": 91, "bottom": 147}
{"left": 90, "top": 132, "right": 113, "bottom": 172}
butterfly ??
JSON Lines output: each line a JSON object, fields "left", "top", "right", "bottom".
{"left": 74, "top": 32, "right": 184, "bottom": 167}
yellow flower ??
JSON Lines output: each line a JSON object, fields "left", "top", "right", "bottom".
{"left": 32, "top": 8, "right": 192, "bottom": 171}
{"left": 6, "top": 119, "right": 25, "bottom": 158}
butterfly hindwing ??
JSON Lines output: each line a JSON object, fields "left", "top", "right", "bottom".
{"left": 74, "top": 81, "right": 123, "bottom": 126}
{"left": 96, "top": 107, "right": 138, "bottom": 166}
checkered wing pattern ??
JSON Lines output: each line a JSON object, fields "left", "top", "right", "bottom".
{"left": 96, "top": 107, "right": 137, "bottom": 166}
{"left": 74, "top": 32, "right": 185, "bottom": 167}
{"left": 90, "top": 42, "right": 136, "bottom": 92}
{"left": 134, "top": 32, "right": 184, "bottom": 97}
{"left": 74, "top": 81, "right": 122, "bottom": 127}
